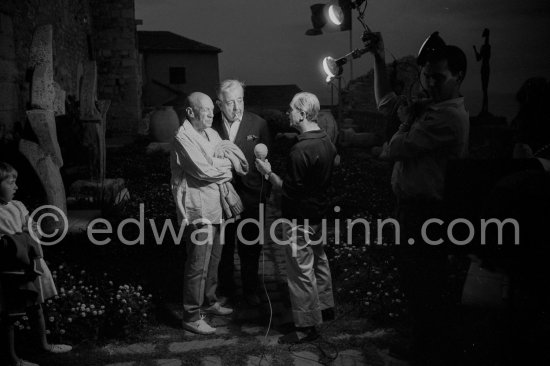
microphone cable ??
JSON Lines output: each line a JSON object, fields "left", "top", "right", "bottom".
{"left": 257, "top": 159, "right": 274, "bottom": 366}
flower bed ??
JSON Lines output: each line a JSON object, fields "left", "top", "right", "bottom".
{"left": 15, "top": 263, "right": 154, "bottom": 343}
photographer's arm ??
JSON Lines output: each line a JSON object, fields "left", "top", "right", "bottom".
{"left": 363, "top": 32, "right": 392, "bottom": 107}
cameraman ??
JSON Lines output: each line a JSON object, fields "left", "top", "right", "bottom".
{"left": 363, "top": 32, "right": 469, "bottom": 365}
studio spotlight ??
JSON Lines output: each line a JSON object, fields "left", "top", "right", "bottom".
{"left": 328, "top": 4, "right": 344, "bottom": 25}
{"left": 306, "top": 1, "right": 352, "bottom": 35}
{"left": 322, "top": 56, "right": 345, "bottom": 81}
{"left": 322, "top": 47, "right": 370, "bottom": 81}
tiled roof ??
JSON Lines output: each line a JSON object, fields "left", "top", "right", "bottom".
{"left": 138, "top": 31, "right": 221, "bottom": 53}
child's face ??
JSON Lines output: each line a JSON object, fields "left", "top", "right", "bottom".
{"left": 0, "top": 176, "right": 17, "bottom": 202}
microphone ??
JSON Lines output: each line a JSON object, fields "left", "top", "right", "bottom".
{"left": 254, "top": 143, "right": 268, "bottom": 161}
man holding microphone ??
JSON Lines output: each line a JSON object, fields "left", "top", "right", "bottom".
{"left": 255, "top": 92, "right": 336, "bottom": 344}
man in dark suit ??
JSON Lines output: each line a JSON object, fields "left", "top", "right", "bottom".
{"left": 212, "top": 79, "right": 272, "bottom": 306}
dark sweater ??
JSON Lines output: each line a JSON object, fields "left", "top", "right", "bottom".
{"left": 282, "top": 129, "right": 337, "bottom": 224}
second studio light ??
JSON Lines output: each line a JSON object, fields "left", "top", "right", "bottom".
{"left": 322, "top": 56, "right": 345, "bottom": 82}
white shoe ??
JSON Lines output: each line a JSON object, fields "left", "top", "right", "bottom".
{"left": 203, "top": 302, "right": 233, "bottom": 316}
{"left": 12, "top": 360, "right": 40, "bottom": 366}
{"left": 182, "top": 315, "right": 216, "bottom": 335}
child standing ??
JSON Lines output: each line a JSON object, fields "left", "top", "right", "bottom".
{"left": 0, "top": 162, "right": 71, "bottom": 366}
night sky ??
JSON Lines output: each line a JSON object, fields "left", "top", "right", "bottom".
{"left": 135, "top": 0, "right": 550, "bottom": 119}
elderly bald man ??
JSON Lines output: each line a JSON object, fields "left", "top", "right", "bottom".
{"left": 170, "top": 92, "right": 237, "bottom": 334}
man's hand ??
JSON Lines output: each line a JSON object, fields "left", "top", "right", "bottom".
{"left": 255, "top": 158, "right": 272, "bottom": 176}
{"left": 362, "top": 31, "right": 384, "bottom": 57}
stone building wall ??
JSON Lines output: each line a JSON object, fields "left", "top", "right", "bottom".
{"left": 90, "top": 0, "right": 141, "bottom": 136}
{"left": 0, "top": 10, "right": 18, "bottom": 141}
{"left": 0, "top": 0, "right": 92, "bottom": 141}
{"left": 0, "top": 0, "right": 141, "bottom": 142}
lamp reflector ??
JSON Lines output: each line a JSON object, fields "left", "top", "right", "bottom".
{"left": 328, "top": 5, "right": 344, "bottom": 25}
{"left": 323, "top": 57, "right": 336, "bottom": 78}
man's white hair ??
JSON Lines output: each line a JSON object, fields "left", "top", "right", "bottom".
{"left": 217, "top": 79, "right": 245, "bottom": 100}
{"left": 291, "top": 92, "right": 320, "bottom": 122}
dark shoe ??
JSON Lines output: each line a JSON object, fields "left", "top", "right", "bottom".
{"left": 244, "top": 293, "right": 261, "bottom": 307}
{"left": 9, "top": 360, "right": 40, "bottom": 366}
{"left": 377, "top": 348, "right": 411, "bottom": 366}
{"left": 217, "top": 295, "right": 232, "bottom": 307}
{"left": 322, "top": 307, "right": 335, "bottom": 321}
{"left": 278, "top": 326, "right": 319, "bottom": 344}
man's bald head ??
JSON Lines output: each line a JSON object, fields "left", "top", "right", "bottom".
{"left": 185, "top": 92, "right": 215, "bottom": 131}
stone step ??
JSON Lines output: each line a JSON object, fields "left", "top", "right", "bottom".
{"left": 98, "top": 327, "right": 388, "bottom": 365}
